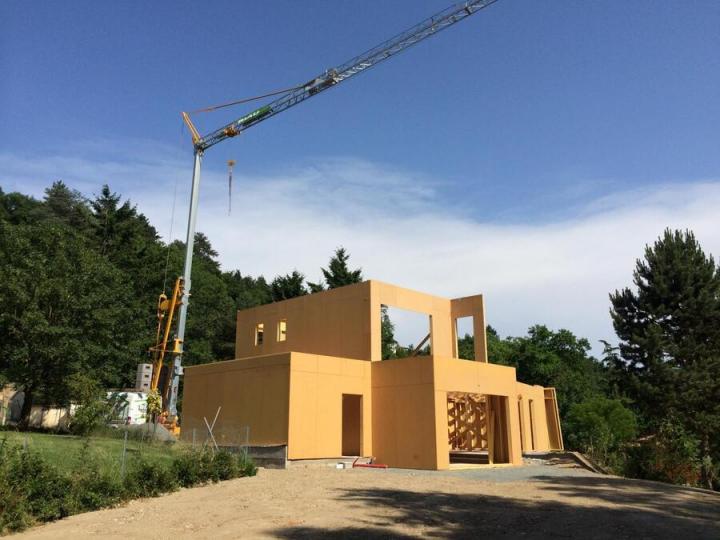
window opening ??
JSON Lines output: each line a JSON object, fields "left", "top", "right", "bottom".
{"left": 380, "top": 305, "right": 432, "bottom": 360}
{"left": 277, "top": 319, "right": 287, "bottom": 342}
{"left": 455, "top": 316, "right": 474, "bottom": 359}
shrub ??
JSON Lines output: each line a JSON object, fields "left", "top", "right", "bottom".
{"left": 67, "top": 449, "right": 124, "bottom": 512}
{"left": 0, "top": 442, "right": 31, "bottom": 533}
{"left": 0, "top": 442, "right": 70, "bottom": 533}
{"left": 0, "top": 488, "right": 31, "bottom": 533}
{"left": 5, "top": 446, "right": 71, "bottom": 522}
{"left": 172, "top": 447, "right": 257, "bottom": 487}
{"left": 624, "top": 415, "right": 701, "bottom": 485}
{"left": 0, "top": 437, "right": 257, "bottom": 534}
{"left": 564, "top": 396, "right": 637, "bottom": 467}
{"left": 66, "top": 374, "right": 116, "bottom": 436}
{"left": 211, "top": 449, "right": 239, "bottom": 481}
{"left": 172, "top": 449, "right": 214, "bottom": 487}
{"left": 124, "top": 457, "right": 179, "bottom": 498}
{"left": 238, "top": 451, "right": 258, "bottom": 477}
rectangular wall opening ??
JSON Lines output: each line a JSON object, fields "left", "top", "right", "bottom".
{"left": 342, "top": 394, "right": 362, "bottom": 456}
{"left": 254, "top": 323, "right": 264, "bottom": 346}
{"left": 454, "top": 316, "right": 474, "bottom": 359}
{"left": 447, "top": 393, "right": 512, "bottom": 465}
{"left": 380, "top": 305, "right": 432, "bottom": 360}
{"left": 277, "top": 319, "right": 287, "bottom": 342}
{"left": 528, "top": 399, "right": 536, "bottom": 451}
{"left": 544, "top": 389, "right": 563, "bottom": 450}
{"left": 447, "top": 393, "right": 488, "bottom": 464}
{"left": 518, "top": 398, "right": 526, "bottom": 453}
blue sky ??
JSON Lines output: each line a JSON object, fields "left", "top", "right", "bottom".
{"left": 2, "top": 1, "right": 720, "bottom": 353}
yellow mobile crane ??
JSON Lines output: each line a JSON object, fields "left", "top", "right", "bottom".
{"left": 146, "top": 277, "right": 184, "bottom": 433}
{"left": 159, "top": 0, "right": 499, "bottom": 423}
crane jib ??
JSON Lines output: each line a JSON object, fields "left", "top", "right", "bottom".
{"left": 237, "top": 105, "right": 273, "bottom": 128}
{"left": 197, "top": 0, "right": 498, "bottom": 151}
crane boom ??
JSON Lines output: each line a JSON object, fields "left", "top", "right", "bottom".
{"left": 168, "top": 0, "right": 499, "bottom": 420}
{"left": 192, "top": 0, "right": 498, "bottom": 151}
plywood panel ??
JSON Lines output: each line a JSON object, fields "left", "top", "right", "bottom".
{"left": 236, "top": 282, "right": 373, "bottom": 361}
{"left": 287, "top": 353, "right": 371, "bottom": 459}
{"left": 371, "top": 357, "right": 440, "bottom": 469}
{"left": 181, "top": 354, "right": 291, "bottom": 447}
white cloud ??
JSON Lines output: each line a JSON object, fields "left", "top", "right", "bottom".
{"left": 3, "top": 143, "right": 719, "bottom": 356}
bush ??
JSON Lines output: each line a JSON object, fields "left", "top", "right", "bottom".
{"left": 0, "top": 442, "right": 31, "bottom": 533}
{"left": 66, "top": 374, "right": 116, "bottom": 436}
{"left": 238, "top": 451, "right": 258, "bottom": 477}
{"left": 0, "top": 442, "right": 70, "bottom": 533}
{"left": 5, "top": 446, "right": 71, "bottom": 522}
{"left": 172, "top": 449, "right": 214, "bottom": 487}
{"left": 67, "top": 448, "right": 124, "bottom": 512}
{"left": 0, "top": 437, "right": 257, "bottom": 534}
{"left": 172, "top": 448, "right": 256, "bottom": 487}
{"left": 211, "top": 449, "right": 239, "bottom": 481}
{"left": 564, "top": 396, "right": 637, "bottom": 468}
{"left": 625, "top": 415, "right": 701, "bottom": 485}
{"left": 124, "top": 457, "right": 179, "bottom": 498}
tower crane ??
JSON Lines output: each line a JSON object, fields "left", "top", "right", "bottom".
{"left": 164, "top": 0, "right": 500, "bottom": 420}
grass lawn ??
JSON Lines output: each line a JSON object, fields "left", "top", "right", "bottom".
{"left": 0, "top": 430, "right": 182, "bottom": 474}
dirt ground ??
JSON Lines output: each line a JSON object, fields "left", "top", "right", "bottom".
{"left": 15, "top": 459, "right": 720, "bottom": 539}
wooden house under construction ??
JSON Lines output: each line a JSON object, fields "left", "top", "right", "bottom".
{"left": 181, "top": 280, "right": 563, "bottom": 470}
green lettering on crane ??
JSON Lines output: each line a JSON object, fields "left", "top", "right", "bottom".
{"left": 237, "top": 106, "right": 272, "bottom": 127}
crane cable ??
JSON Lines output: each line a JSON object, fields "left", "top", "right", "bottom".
{"left": 162, "top": 128, "right": 183, "bottom": 293}
{"left": 187, "top": 83, "right": 304, "bottom": 115}
{"left": 172, "top": 83, "right": 306, "bottom": 281}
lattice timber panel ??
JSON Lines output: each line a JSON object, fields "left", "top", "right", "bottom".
{"left": 447, "top": 392, "right": 488, "bottom": 451}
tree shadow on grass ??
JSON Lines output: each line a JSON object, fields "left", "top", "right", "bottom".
{"left": 272, "top": 478, "right": 720, "bottom": 539}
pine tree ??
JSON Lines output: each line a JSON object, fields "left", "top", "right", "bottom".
{"left": 317, "top": 247, "right": 363, "bottom": 290}
{"left": 270, "top": 271, "right": 308, "bottom": 301}
{"left": 380, "top": 306, "right": 398, "bottom": 360}
{"left": 40, "top": 180, "right": 93, "bottom": 232}
{"left": 610, "top": 228, "right": 720, "bottom": 488}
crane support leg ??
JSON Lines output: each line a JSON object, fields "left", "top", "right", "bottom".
{"left": 167, "top": 149, "right": 203, "bottom": 417}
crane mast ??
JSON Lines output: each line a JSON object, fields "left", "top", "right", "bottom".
{"left": 168, "top": 0, "right": 499, "bottom": 418}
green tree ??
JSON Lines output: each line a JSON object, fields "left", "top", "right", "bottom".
{"left": 36, "top": 181, "right": 93, "bottom": 233}
{"left": 495, "top": 325, "right": 608, "bottom": 419}
{"left": 564, "top": 396, "right": 637, "bottom": 466}
{"left": 0, "top": 221, "right": 138, "bottom": 423}
{"left": 89, "top": 185, "right": 166, "bottom": 354}
{"left": 458, "top": 325, "right": 515, "bottom": 363}
{"left": 270, "top": 270, "right": 308, "bottom": 301}
{"left": 309, "top": 247, "right": 363, "bottom": 291}
{"left": 610, "top": 228, "right": 720, "bottom": 488}
{"left": 165, "top": 236, "right": 236, "bottom": 364}
{"left": 625, "top": 415, "right": 703, "bottom": 486}
{"left": 223, "top": 271, "right": 272, "bottom": 310}
{"left": 486, "top": 326, "right": 515, "bottom": 365}
{"left": 0, "top": 188, "right": 42, "bottom": 225}
{"left": 380, "top": 306, "right": 398, "bottom": 360}
{"left": 65, "top": 373, "right": 114, "bottom": 436}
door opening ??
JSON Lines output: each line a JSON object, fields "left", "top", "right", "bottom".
{"left": 518, "top": 398, "right": 526, "bottom": 452}
{"left": 342, "top": 394, "right": 362, "bottom": 456}
{"left": 528, "top": 399, "right": 536, "bottom": 451}
{"left": 447, "top": 392, "right": 511, "bottom": 465}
